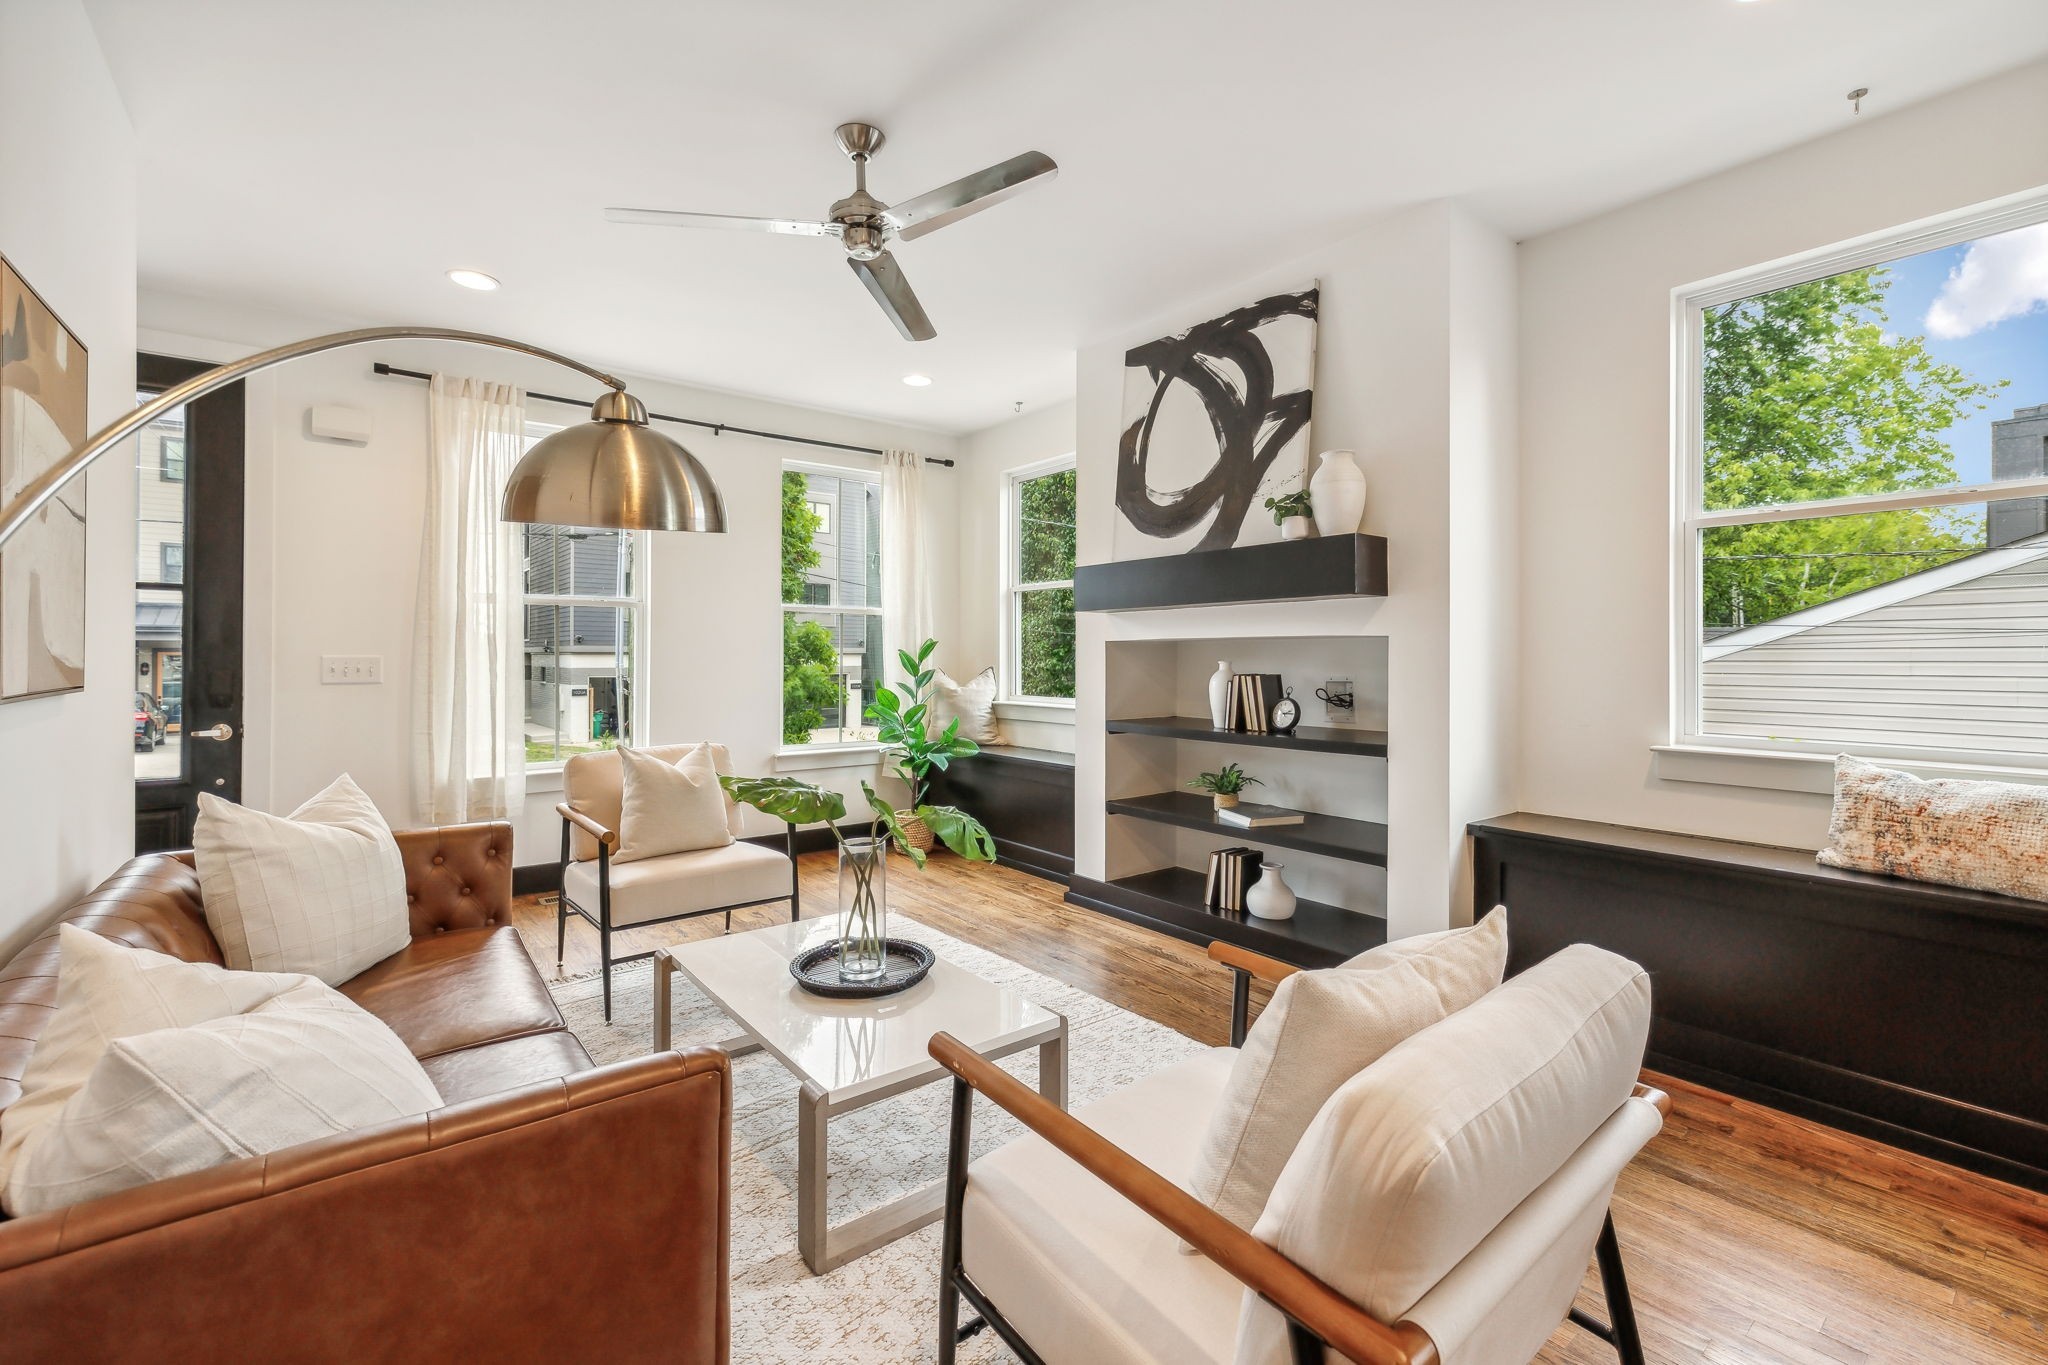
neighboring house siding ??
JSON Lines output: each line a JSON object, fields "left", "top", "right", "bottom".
{"left": 1701, "top": 554, "right": 2048, "bottom": 758}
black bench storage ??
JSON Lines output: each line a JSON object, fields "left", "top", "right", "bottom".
{"left": 924, "top": 745, "right": 1075, "bottom": 883}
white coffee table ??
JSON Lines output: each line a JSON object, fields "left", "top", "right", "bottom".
{"left": 653, "top": 917, "right": 1068, "bottom": 1274}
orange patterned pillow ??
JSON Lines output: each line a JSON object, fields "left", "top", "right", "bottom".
{"left": 1818, "top": 755, "right": 2048, "bottom": 902}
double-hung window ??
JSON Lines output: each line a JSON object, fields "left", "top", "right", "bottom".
{"left": 782, "top": 462, "right": 884, "bottom": 746}
{"left": 520, "top": 424, "right": 643, "bottom": 768}
{"left": 1675, "top": 197, "right": 2048, "bottom": 767}
{"left": 1004, "top": 459, "right": 1076, "bottom": 701}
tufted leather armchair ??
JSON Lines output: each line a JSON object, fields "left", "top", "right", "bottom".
{"left": 0, "top": 822, "right": 730, "bottom": 1364}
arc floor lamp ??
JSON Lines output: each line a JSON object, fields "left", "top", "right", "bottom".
{"left": 0, "top": 325, "right": 727, "bottom": 554}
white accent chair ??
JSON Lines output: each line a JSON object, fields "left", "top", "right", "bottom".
{"left": 929, "top": 939, "right": 1665, "bottom": 1365}
{"left": 556, "top": 742, "right": 799, "bottom": 1020}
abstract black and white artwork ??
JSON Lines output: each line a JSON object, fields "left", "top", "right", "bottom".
{"left": 1114, "top": 285, "right": 1317, "bottom": 558}
{"left": 0, "top": 255, "right": 89, "bottom": 702}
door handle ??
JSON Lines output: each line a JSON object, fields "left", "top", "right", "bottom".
{"left": 191, "top": 723, "right": 235, "bottom": 742}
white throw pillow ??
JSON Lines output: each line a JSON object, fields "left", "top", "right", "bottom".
{"left": 1188, "top": 910, "right": 1508, "bottom": 1237}
{"left": 1818, "top": 754, "right": 2048, "bottom": 901}
{"left": 1236, "top": 944, "right": 1651, "bottom": 1365}
{"left": 615, "top": 744, "right": 735, "bottom": 863}
{"left": 1, "top": 927, "right": 441, "bottom": 1217}
{"left": 930, "top": 667, "right": 1004, "bottom": 746}
{"left": 194, "top": 773, "right": 411, "bottom": 985}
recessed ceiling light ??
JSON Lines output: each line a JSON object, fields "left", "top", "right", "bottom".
{"left": 447, "top": 268, "right": 500, "bottom": 291}
{"left": 902, "top": 374, "right": 932, "bottom": 387}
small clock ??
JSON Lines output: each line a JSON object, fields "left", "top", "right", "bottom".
{"left": 1270, "top": 694, "right": 1301, "bottom": 735}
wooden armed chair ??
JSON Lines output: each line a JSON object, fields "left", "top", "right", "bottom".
{"left": 929, "top": 940, "right": 1667, "bottom": 1365}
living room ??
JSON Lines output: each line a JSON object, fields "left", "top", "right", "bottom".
{"left": 2, "top": 2, "right": 2045, "bottom": 1362}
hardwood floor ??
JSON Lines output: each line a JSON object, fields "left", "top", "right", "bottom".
{"left": 511, "top": 850, "right": 2048, "bottom": 1364}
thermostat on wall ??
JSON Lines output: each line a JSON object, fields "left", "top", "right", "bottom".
{"left": 308, "top": 404, "right": 372, "bottom": 444}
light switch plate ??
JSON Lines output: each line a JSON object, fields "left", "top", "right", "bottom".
{"left": 321, "top": 655, "right": 382, "bottom": 685}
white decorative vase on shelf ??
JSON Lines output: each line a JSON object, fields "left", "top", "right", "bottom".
{"left": 1281, "top": 515, "right": 1314, "bottom": 541}
{"left": 1208, "top": 661, "right": 1233, "bottom": 729}
{"left": 1308, "top": 450, "right": 1367, "bottom": 537}
{"left": 1246, "top": 863, "right": 1297, "bottom": 921}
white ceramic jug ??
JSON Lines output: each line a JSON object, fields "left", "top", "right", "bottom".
{"left": 1309, "top": 450, "right": 1367, "bottom": 537}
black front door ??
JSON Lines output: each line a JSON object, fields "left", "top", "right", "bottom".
{"left": 134, "top": 353, "right": 244, "bottom": 852}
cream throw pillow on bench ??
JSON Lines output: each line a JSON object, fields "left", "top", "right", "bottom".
{"left": 1819, "top": 754, "right": 2048, "bottom": 902}
{"left": 931, "top": 667, "right": 1004, "bottom": 746}
{"left": 0, "top": 927, "right": 441, "bottom": 1218}
{"left": 615, "top": 743, "right": 735, "bottom": 863}
{"left": 1187, "top": 909, "right": 1509, "bottom": 1238}
{"left": 194, "top": 773, "right": 411, "bottom": 985}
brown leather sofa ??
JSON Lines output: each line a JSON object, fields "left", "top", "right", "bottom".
{"left": 0, "top": 822, "right": 730, "bottom": 1364}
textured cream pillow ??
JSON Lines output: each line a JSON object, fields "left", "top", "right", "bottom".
{"left": 1188, "top": 909, "right": 1508, "bottom": 1236}
{"left": 615, "top": 743, "right": 735, "bottom": 863}
{"left": 931, "top": 667, "right": 1004, "bottom": 745}
{"left": 1, "top": 928, "right": 440, "bottom": 1217}
{"left": 1236, "top": 944, "right": 1651, "bottom": 1365}
{"left": 1818, "top": 754, "right": 2048, "bottom": 901}
{"left": 194, "top": 773, "right": 411, "bottom": 985}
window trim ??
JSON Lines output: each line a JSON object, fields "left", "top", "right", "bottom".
{"left": 1000, "top": 454, "right": 1077, "bottom": 706}
{"left": 159, "top": 541, "right": 184, "bottom": 585}
{"left": 159, "top": 434, "right": 186, "bottom": 482}
{"left": 1668, "top": 184, "right": 2048, "bottom": 776}
{"left": 782, "top": 457, "right": 886, "bottom": 750}
{"left": 520, "top": 422, "right": 647, "bottom": 774}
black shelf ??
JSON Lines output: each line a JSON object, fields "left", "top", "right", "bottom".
{"left": 1074, "top": 533, "right": 1388, "bottom": 612}
{"left": 1107, "top": 715, "right": 1389, "bottom": 757}
{"left": 1066, "top": 868, "right": 1387, "bottom": 969}
{"left": 1106, "top": 791, "right": 1389, "bottom": 866}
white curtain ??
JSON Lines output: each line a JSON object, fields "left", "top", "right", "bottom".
{"left": 412, "top": 375, "right": 527, "bottom": 822}
{"left": 881, "top": 448, "right": 934, "bottom": 683}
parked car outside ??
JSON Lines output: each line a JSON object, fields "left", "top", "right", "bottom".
{"left": 134, "top": 692, "right": 167, "bottom": 750}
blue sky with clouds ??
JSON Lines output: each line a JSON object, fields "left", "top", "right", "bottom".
{"left": 1873, "top": 222, "right": 2048, "bottom": 485}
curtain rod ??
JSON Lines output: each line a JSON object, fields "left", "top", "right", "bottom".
{"left": 370, "top": 363, "right": 954, "bottom": 467}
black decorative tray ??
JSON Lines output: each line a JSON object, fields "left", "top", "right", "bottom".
{"left": 789, "top": 937, "right": 936, "bottom": 999}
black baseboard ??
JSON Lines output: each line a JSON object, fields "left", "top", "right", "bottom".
{"left": 513, "top": 862, "right": 559, "bottom": 897}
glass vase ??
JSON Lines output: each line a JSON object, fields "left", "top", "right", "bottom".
{"left": 836, "top": 837, "right": 889, "bottom": 983}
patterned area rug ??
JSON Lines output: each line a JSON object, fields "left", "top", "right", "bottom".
{"left": 552, "top": 917, "right": 1208, "bottom": 1364}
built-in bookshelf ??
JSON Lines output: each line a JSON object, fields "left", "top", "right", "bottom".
{"left": 1074, "top": 630, "right": 1392, "bottom": 967}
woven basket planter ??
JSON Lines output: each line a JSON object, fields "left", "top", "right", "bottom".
{"left": 895, "top": 810, "right": 936, "bottom": 853}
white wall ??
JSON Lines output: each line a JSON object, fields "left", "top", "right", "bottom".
{"left": 1076, "top": 201, "right": 1520, "bottom": 939}
{"left": 0, "top": 0, "right": 137, "bottom": 961}
{"left": 954, "top": 399, "right": 1078, "bottom": 753}
{"left": 1518, "top": 57, "right": 2048, "bottom": 851}
{"left": 139, "top": 294, "right": 960, "bottom": 866}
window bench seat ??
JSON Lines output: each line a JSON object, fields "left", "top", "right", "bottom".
{"left": 924, "top": 744, "right": 1074, "bottom": 883}
{"left": 1468, "top": 812, "right": 2048, "bottom": 1192}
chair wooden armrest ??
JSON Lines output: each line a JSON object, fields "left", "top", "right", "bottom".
{"left": 1207, "top": 941, "right": 1301, "bottom": 984}
{"left": 556, "top": 802, "right": 617, "bottom": 851}
{"left": 929, "top": 1031, "right": 1438, "bottom": 1365}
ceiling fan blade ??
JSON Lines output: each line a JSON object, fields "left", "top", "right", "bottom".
{"left": 604, "top": 207, "right": 840, "bottom": 237}
{"left": 883, "top": 151, "right": 1057, "bottom": 242}
{"left": 848, "top": 252, "right": 936, "bottom": 342}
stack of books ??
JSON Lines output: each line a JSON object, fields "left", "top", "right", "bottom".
{"left": 1205, "top": 846, "right": 1265, "bottom": 911}
{"left": 1225, "top": 673, "right": 1284, "bottom": 733}
{"left": 1216, "top": 801, "right": 1306, "bottom": 829}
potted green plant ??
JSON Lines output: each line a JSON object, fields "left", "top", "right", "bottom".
{"left": 1263, "top": 489, "right": 1315, "bottom": 541}
{"left": 720, "top": 775, "right": 994, "bottom": 982}
{"left": 1187, "top": 763, "right": 1262, "bottom": 811}
{"left": 867, "top": 638, "right": 979, "bottom": 853}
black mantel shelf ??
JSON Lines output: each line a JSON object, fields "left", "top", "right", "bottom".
{"left": 1074, "top": 533, "right": 1388, "bottom": 612}
{"left": 1107, "top": 715, "right": 1389, "bottom": 758}
{"left": 1106, "top": 791, "right": 1389, "bottom": 866}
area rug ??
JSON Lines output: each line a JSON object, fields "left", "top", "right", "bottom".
{"left": 551, "top": 917, "right": 1210, "bottom": 1364}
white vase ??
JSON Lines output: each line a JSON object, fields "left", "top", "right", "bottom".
{"left": 1309, "top": 450, "right": 1367, "bottom": 537}
{"left": 1281, "top": 515, "right": 1314, "bottom": 541}
{"left": 1208, "top": 661, "right": 1233, "bottom": 729}
{"left": 1246, "top": 863, "right": 1297, "bottom": 921}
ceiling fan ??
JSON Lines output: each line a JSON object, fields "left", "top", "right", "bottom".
{"left": 605, "top": 123, "right": 1057, "bottom": 342}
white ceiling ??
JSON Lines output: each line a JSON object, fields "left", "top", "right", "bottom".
{"left": 86, "top": 0, "right": 2048, "bottom": 433}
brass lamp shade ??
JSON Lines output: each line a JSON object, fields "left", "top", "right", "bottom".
{"left": 501, "top": 389, "right": 726, "bottom": 532}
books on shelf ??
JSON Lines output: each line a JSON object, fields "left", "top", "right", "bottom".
{"left": 1225, "top": 673, "right": 1284, "bottom": 734}
{"left": 1216, "top": 802, "right": 1307, "bottom": 829}
{"left": 1204, "top": 846, "right": 1265, "bottom": 911}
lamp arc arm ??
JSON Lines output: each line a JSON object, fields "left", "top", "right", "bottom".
{"left": 0, "top": 325, "right": 627, "bottom": 552}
